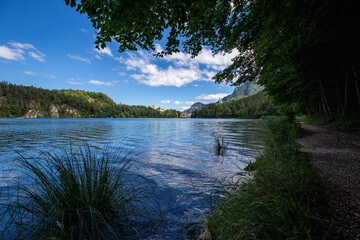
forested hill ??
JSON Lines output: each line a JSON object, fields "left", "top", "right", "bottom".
{"left": 0, "top": 82, "right": 179, "bottom": 118}
{"left": 192, "top": 91, "right": 278, "bottom": 119}
{"left": 184, "top": 82, "right": 263, "bottom": 113}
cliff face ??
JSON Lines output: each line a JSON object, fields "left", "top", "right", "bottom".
{"left": 50, "top": 105, "right": 59, "bottom": 118}
{"left": 24, "top": 109, "right": 43, "bottom": 118}
{"left": 23, "top": 105, "right": 81, "bottom": 118}
{"left": 63, "top": 106, "right": 81, "bottom": 118}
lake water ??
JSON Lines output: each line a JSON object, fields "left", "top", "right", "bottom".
{"left": 0, "top": 118, "right": 265, "bottom": 239}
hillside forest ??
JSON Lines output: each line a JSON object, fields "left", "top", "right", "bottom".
{"left": 0, "top": 82, "right": 179, "bottom": 118}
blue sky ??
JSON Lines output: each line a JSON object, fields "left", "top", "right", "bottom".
{"left": 0, "top": 0, "right": 238, "bottom": 111}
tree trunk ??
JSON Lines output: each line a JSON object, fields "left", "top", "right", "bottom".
{"left": 352, "top": 64, "right": 360, "bottom": 112}
{"left": 336, "top": 83, "right": 344, "bottom": 115}
{"left": 344, "top": 74, "right": 349, "bottom": 114}
{"left": 321, "top": 94, "right": 328, "bottom": 117}
{"left": 319, "top": 79, "right": 332, "bottom": 118}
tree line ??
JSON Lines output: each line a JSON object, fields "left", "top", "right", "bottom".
{"left": 0, "top": 82, "right": 179, "bottom": 118}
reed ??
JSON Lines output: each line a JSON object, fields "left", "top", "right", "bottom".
{"left": 213, "top": 137, "right": 229, "bottom": 156}
{"left": 3, "top": 144, "right": 160, "bottom": 239}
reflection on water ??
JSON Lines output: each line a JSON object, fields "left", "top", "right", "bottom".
{"left": 0, "top": 118, "right": 265, "bottom": 239}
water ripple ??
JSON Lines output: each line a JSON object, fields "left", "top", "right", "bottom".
{"left": 0, "top": 118, "right": 265, "bottom": 239}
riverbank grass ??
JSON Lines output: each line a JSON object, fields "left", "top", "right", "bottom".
{"left": 5, "top": 145, "right": 159, "bottom": 239}
{"left": 206, "top": 117, "right": 327, "bottom": 239}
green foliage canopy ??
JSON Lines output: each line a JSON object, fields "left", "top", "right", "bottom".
{"left": 65, "top": 0, "right": 360, "bottom": 117}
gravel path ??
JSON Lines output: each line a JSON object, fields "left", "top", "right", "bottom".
{"left": 296, "top": 123, "right": 360, "bottom": 240}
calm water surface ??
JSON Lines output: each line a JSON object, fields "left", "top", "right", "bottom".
{"left": 0, "top": 118, "right": 265, "bottom": 239}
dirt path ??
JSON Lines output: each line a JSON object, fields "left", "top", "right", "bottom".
{"left": 296, "top": 123, "right": 360, "bottom": 240}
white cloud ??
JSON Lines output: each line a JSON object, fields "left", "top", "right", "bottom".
{"left": 67, "top": 80, "right": 84, "bottom": 85}
{"left": 7, "top": 42, "right": 35, "bottom": 50}
{"left": 44, "top": 73, "right": 56, "bottom": 79}
{"left": 113, "top": 56, "right": 123, "bottom": 62}
{"left": 155, "top": 44, "right": 163, "bottom": 53}
{"left": 29, "top": 51, "right": 46, "bottom": 62}
{"left": 196, "top": 93, "right": 230, "bottom": 101}
{"left": 161, "top": 100, "right": 171, "bottom": 104}
{"left": 0, "top": 45, "right": 25, "bottom": 61}
{"left": 24, "top": 71, "right": 37, "bottom": 76}
{"left": 124, "top": 51, "right": 203, "bottom": 87}
{"left": 118, "top": 72, "right": 126, "bottom": 76}
{"left": 180, "top": 106, "right": 190, "bottom": 111}
{"left": 124, "top": 56, "right": 147, "bottom": 71}
{"left": 0, "top": 42, "right": 46, "bottom": 62}
{"left": 185, "top": 101, "right": 196, "bottom": 106}
{"left": 201, "top": 70, "right": 218, "bottom": 81}
{"left": 67, "top": 54, "right": 91, "bottom": 64}
{"left": 193, "top": 48, "right": 238, "bottom": 69}
{"left": 156, "top": 44, "right": 238, "bottom": 71}
{"left": 95, "top": 46, "right": 113, "bottom": 57}
{"left": 89, "top": 79, "right": 114, "bottom": 86}
{"left": 174, "top": 101, "right": 182, "bottom": 105}
{"left": 80, "top": 28, "right": 88, "bottom": 33}
{"left": 94, "top": 54, "right": 102, "bottom": 60}
{"left": 131, "top": 66, "right": 201, "bottom": 87}
{"left": 120, "top": 46, "right": 238, "bottom": 87}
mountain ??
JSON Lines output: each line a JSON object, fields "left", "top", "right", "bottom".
{"left": 183, "top": 82, "right": 263, "bottom": 113}
{"left": 183, "top": 102, "right": 206, "bottom": 113}
{"left": 0, "top": 82, "right": 180, "bottom": 118}
{"left": 220, "top": 82, "right": 263, "bottom": 102}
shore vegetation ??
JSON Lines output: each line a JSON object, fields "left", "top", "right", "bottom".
{"left": 205, "top": 117, "right": 328, "bottom": 239}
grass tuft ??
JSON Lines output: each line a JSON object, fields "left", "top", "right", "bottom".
{"left": 213, "top": 137, "right": 229, "bottom": 156}
{"left": 3, "top": 144, "right": 161, "bottom": 239}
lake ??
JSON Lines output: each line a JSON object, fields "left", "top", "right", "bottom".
{"left": 0, "top": 118, "right": 265, "bottom": 239}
